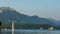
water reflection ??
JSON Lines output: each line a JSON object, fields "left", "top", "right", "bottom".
{"left": 1, "top": 29, "right": 60, "bottom": 34}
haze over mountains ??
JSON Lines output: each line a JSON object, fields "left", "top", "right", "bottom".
{"left": 0, "top": 7, "right": 60, "bottom": 29}
{"left": 47, "top": 18, "right": 60, "bottom": 28}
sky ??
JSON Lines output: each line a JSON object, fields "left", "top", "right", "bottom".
{"left": 0, "top": 0, "right": 60, "bottom": 20}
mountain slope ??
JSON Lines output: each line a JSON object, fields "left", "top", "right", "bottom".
{"left": 0, "top": 7, "right": 55, "bottom": 29}
{"left": 47, "top": 18, "right": 60, "bottom": 29}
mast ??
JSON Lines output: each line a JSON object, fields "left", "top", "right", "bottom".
{"left": 12, "top": 20, "right": 14, "bottom": 34}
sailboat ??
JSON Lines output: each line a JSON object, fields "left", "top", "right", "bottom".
{"left": 12, "top": 20, "right": 14, "bottom": 34}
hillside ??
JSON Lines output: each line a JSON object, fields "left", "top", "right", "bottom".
{"left": 47, "top": 18, "right": 60, "bottom": 29}
{"left": 0, "top": 7, "right": 55, "bottom": 29}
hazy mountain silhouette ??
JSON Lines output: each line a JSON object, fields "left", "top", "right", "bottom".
{"left": 47, "top": 18, "right": 60, "bottom": 29}
{"left": 0, "top": 7, "right": 56, "bottom": 29}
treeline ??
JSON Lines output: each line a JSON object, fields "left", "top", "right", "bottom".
{"left": 4, "top": 23, "right": 55, "bottom": 29}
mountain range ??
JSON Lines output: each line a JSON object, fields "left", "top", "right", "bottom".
{"left": 47, "top": 18, "right": 60, "bottom": 29}
{"left": 0, "top": 7, "right": 60, "bottom": 29}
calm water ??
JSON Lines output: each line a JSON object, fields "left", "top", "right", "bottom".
{"left": 1, "top": 29, "right": 60, "bottom": 34}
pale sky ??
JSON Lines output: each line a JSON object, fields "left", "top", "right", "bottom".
{"left": 0, "top": 0, "right": 60, "bottom": 20}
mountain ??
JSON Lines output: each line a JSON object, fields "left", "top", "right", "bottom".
{"left": 0, "top": 7, "right": 55, "bottom": 29}
{"left": 47, "top": 18, "right": 60, "bottom": 29}
{"left": 54, "top": 20, "right": 60, "bottom": 28}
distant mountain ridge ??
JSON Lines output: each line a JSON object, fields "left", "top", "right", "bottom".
{"left": 47, "top": 18, "right": 60, "bottom": 29}
{"left": 0, "top": 7, "right": 53, "bottom": 23}
{"left": 0, "top": 7, "right": 57, "bottom": 29}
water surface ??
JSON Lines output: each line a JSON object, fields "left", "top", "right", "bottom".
{"left": 1, "top": 29, "right": 60, "bottom": 34}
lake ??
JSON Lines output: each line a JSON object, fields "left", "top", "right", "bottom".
{"left": 1, "top": 29, "right": 60, "bottom": 34}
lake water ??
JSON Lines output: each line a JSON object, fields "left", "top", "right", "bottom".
{"left": 1, "top": 29, "right": 60, "bottom": 34}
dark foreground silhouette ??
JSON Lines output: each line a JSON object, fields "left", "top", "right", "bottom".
{"left": 0, "top": 21, "right": 1, "bottom": 34}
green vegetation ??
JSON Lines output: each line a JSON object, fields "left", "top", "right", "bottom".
{"left": 0, "top": 7, "right": 59, "bottom": 29}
